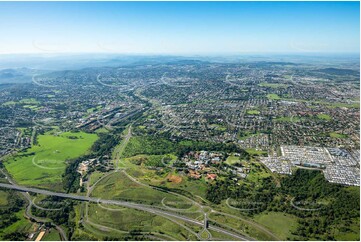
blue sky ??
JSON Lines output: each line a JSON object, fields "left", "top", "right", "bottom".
{"left": 0, "top": 1, "right": 359, "bottom": 54}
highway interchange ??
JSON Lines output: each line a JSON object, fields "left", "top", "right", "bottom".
{"left": 0, "top": 182, "right": 252, "bottom": 241}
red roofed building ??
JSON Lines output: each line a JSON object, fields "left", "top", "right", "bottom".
{"left": 206, "top": 173, "right": 217, "bottom": 180}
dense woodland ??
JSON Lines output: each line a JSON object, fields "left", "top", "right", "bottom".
{"left": 31, "top": 197, "right": 76, "bottom": 239}
{"left": 206, "top": 169, "right": 360, "bottom": 240}
{"left": 0, "top": 190, "right": 26, "bottom": 240}
{"left": 123, "top": 135, "right": 247, "bottom": 158}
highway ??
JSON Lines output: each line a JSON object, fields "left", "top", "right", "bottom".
{"left": 0, "top": 182, "right": 251, "bottom": 241}
{"left": 0, "top": 170, "right": 67, "bottom": 241}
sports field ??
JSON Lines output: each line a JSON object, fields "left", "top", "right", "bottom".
{"left": 5, "top": 131, "right": 98, "bottom": 189}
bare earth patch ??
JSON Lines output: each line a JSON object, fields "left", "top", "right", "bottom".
{"left": 167, "top": 174, "right": 182, "bottom": 184}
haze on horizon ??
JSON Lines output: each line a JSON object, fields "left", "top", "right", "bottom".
{"left": 0, "top": 1, "right": 359, "bottom": 55}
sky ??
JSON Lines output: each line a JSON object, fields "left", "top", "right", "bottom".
{"left": 0, "top": 1, "right": 359, "bottom": 55}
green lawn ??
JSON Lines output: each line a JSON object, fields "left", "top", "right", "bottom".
{"left": 246, "top": 148, "right": 267, "bottom": 156}
{"left": 326, "top": 102, "right": 360, "bottom": 109}
{"left": 266, "top": 93, "right": 281, "bottom": 100}
{"left": 19, "top": 98, "right": 39, "bottom": 104}
{"left": 210, "top": 124, "right": 227, "bottom": 131}
{"left": 317, "top": 113, "right": 332, "bottom": 121}
{"left": 329, "top": 132, "right": 348, "bottom": 139}
{"left": 246, "top": 110, "right": 260, "bottom": 115}
{"left": 225, "top": 154, "right": 240, "bottom": 165}
{"left": 5, "top": 131, "right": 98, "bottom": 189}
{"left": 254, "top": 212, "right": 298, "bottom": 240}
{"left": 2, "top": 101, "right": 17, "bottom": 106}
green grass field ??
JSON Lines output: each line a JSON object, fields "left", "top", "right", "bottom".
{"left": 325, "top": 102, "right": 360, "bottom": 109}
{"left": 5, "top": 131, "right": 98, "bottom": 189}
{"left": 317, "top": 113, "right": 332, "bottom": 121}
{"left": 91, "top": 171, "right": 191, "bottom": 207}
{"left": 246, "top": 110, "right": 260, "bottom": 115}
{"left": 329, "top": 132, "right": 348, "bottom": 139}
{"left": 42, "top": 230, "right": 61, "bottom": 241}
{"left": 254, "top": 212, "right": 298, "bottom": 240}
{"left": 0, "top": 191, "right": 8, "bottom": 206}
{"left": 209, "top": 212, "right": 276, "bottom": 241}
{"left": 88, "top": 171, "right": 105, "bottom": 187}
{"left": 121, "top": 156, "right": 209, "bottom": 201}
{"left": 210, "top": 124, "right": 227, "bottom": 131}
{"left": 246, "top": 162, "right": 271, "bottom": 183}
{"left": 0, "top": 209, "right": 33, "bottom": 238}
{"left": 334, "top": 221, "right": 360, "bottom": 241}
{"left": 266, "top": 93, "right": 281, "bottom": 100}
{"left": 246, "top": 148, "right": 267, "bottom": 156}
{"left": 225, "top": 154, "right": 240, "bottom": 165}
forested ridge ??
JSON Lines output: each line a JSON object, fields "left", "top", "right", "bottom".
{"left": 206, "top": 169, "right": 360, "bottom": 240}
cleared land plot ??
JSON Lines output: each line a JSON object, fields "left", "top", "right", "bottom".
{"left": 118, "top": 151, "right": 209, "bottom": 201}
{"left": 124, "top": 160, "right": 209, "bottom": 201}
{"left": 90, "top": 171, "right": 192, "bottom": 208}
{"left": 5, "top": 131, "right": 98, "bottom": 189}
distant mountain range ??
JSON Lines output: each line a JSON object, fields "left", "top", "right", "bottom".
{"left": 0, "top": 68, "right": 48, "bottom": 84}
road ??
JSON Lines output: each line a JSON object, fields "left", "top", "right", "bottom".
{"left": 113, "top": 125, "right": 132, "bottom": 169}
{"left": 0, "top": 182, "right": 250, "bottom": 241}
